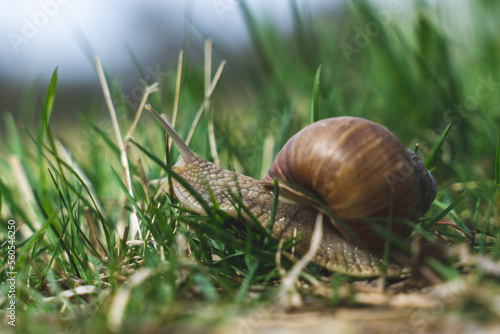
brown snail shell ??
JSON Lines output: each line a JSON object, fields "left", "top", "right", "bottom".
{"left": 263, "top": 117, "right": 436, "bottom": 252}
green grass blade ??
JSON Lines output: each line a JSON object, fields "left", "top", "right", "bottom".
{"left": 27, "top": 131, "right": 107, "bottom": 221}
{"left": 310, "top": 64, "right": 322, "bottom": 124}
{"left": 37, "top": 68, "right": 58, "bottom": 211}
{"left": 76, "top": 111, "right": 120, "bottom": 156}
{"left": 15, "top": 210, "right": 58, "bottom": 270}
{"left": 238, "top": 2, "right": 271, "bottom": 74}
{"left": 38, "top": 68, "right": 58, "bottom": 143}
{"left": 225, "top": 189, "right": 274, "bottom": 240}
{"left": 495, "top": 134, "right": 500, "bottom": 188}
{"left": 424, "top": 190, "right": 468, "bottom": 232}
{"left": 424, "top": 122, "right": 452, "bottom": 169}
{"left": 426, "top": 257, "right": 460, "bottom": 280}
{"left": 193, "top": 272, "right": 219, "bottom": 302}
{"left": 234, "top": 258, "right": 258, "bottom": 304}
{"left": 5, "top": 113, "right": 24, "bottom": 156}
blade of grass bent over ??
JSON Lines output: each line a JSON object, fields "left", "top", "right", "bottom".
{"left": 424, "top": 190, "right": 468, "bottom": 232}
{"left": 185, "top": 60, "right": 226, "bottom": 146}
{"left": 424, "top": 122, "right": 452, "bottom": 169}
{"left": 95, "top": 56, "right": 141, "bottom": 238}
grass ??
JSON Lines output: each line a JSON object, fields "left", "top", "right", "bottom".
{"left": 1, "top": 1, "right": 500, "bottom": 333}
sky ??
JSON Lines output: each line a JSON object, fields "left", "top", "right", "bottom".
{"left": 0, "top": 0, "right": 469, "bottom": 118}
{"left": 0, "top": 0, "right": 339, "bottom": 87}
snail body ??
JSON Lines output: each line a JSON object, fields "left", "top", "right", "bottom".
{"left": 147, "top": 106, "right": 436, "bottom": 277}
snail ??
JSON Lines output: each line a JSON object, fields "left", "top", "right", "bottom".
{"left": 146, "top": 105, "right": 437, "bottom": 277}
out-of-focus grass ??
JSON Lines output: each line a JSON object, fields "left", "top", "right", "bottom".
{"left": 1, "top": 1, "right": 500, "bottom": 333}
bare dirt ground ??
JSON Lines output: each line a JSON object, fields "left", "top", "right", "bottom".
{"left": 211, "top": 277, "right": 500, "bottom": 334}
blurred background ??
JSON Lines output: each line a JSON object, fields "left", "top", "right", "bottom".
{"left": 1, "top": 0, "right": 499, "bottom": 183}
{"left": 0, "top": 0, "right": 339, "bottom": 124}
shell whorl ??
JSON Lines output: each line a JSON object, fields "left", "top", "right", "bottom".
{"left": 264, "top": 117, "right": 437, "bottom": 252}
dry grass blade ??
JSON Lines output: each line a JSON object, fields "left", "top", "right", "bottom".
{"left": 8, "top": 155, "right": 40, "bottom": 231}
{"left": 279, "top": 212, "right": 324, "bottom": 308}
{"left": 126, "top": 81, "right": 159, "bottom": 139}
{"left": 168, "top": 49, "right": 184, "bottom": 152}
{"left": 108, "top": 269, "right": 152, "bottom": 332}
{"left": 185, "top": 59, "right": 227, "bottom": 146}
{"left": 94, "top": 56, "right": 141, "bottom": 238}
{"left": 43, "top": 285, "right": 100, "bottom": 302}
{"left": 84, "top": 207, "right": 106, "bottom": 257}
{"left": 205, "top": 39, "right": 220, "bottom": 165}
{"left": 24, "top": 254, "right": 44, "bottom": 281}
